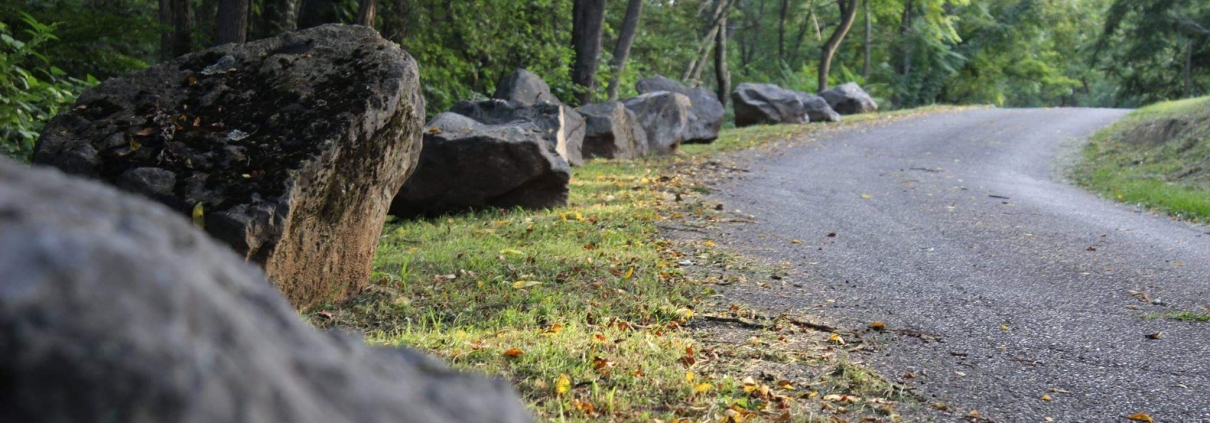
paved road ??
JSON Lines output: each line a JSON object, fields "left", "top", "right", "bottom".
{"left": 715, "top": 108, "right": 1210, "bottom": 422}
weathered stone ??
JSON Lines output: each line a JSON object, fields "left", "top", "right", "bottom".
{"left": 794, "top": 91, "right": 842, "bottom": 123}
{"left": 451, "top": 99, "right": 585, "bottom": 166}
{"left": 622, "top": 91, "right": 691, "bottom": 156}
{"left": 577, "top": 100, "right": 649, "bottom": 160}
{"left": 390, "top": 119, "right": 570, "bottom": 217}
{"left": 493, "top": 68, "right": 559, "bottom": 106}
{"left": 635, "top": 75, "right": 724, "bottom": 143}
{"left": 0, "top": 157, "right": 534, "bottom": 423}
{"left": 731, "top": 83, "right": 808, "bottom": 127}
{"left": 31, "top": 24, "right": 424, "bottom": 310}
{"left": 820, "top": 82, "right": 878, "bottom": 115}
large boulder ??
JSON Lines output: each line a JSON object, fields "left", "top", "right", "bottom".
{"left": 622, "top": 91, "right": 691, "bottom": 156}
{"left": 451, "top": 99, "right": 585, "bottom": 166}
{"left": 0, "top": 157, "right": 534, "bottom": 423}
{"left": 635, "top": 75, "right": 724, "bottom": 143}
{"left": 493, "top": 68, "right": 559, "bottom": 106}
{"left": 29, "top": 25, "right": 422, "bottom": 310}
{"left": 731, "top": 83, "right": 808, "bottom": 127}
{"left": 577, "top": 100, "right": 649, "bottom": 160}
{"left": 390, "top": 114, "right": 570, "bottom": 217}
{"left": 795, "top": 91, "right": 842, "bottom": 123}
{"left": 820, "top": 82, "right": 878, "bottom": 115}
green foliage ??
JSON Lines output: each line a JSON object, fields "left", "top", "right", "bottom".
{"left": 0, "top": 14, "right": 95, "bottom": 160}
{"left": 1, "top": 0, "right": 157, "bottom": 79}
{"left": 1096, "top": 0, "right": 1210, "bottom": 106}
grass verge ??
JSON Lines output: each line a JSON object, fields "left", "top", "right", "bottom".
{"left": 314, "top": 106, "right": 966, "bottom": 422}
{"left": 1075, "top": 96, "right": 1210, "bottom": 222}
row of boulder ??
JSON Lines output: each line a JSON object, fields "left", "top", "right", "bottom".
{"left": 392, "top": 72, "right": 878, "bottom": 220}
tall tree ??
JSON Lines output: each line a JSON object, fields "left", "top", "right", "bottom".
{"left": 159, "top": 0, "right": 192, "bottom": 59}
{"left": 818, "top": 0, "right": 859, "bottom": 91}
{"left": 214, "top": 0, "right": 249, "bottom": 45}
{"left": 777, "top": 0, "right": 789, "bottom": 60}
{"left": 571, "top": 0, "right": 608, "bottom": 104}
{"left": 715, "top": 15, "right": 731, "bottom": 107}
{"left": 862, "top": 0, "right": 871, "bottom": 78}
{"left": 261, "top": 0, "right": 300, "bottom": 37}
{"left": 683, "top": 0, "right": 734, "bottom": 85}
{"left": 355, "top": 0, "right": 376, "bottom": 26}
{"left": 606, "top": 0, "right": 644, "bottom": 100}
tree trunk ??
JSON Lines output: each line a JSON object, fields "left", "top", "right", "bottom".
{"left": 1184, "top": 35, "right": 1194, "bottom": 98}
{"left": 715, "top": 14, "right": 731, "bottom": 108}
{"left": 778, "top": 0, "right": 789, "bottom": 61}
{"left": 571, "top": 0, "right": 608, "bottom": 105}
{"left": 900, "top": 0, "right": 912, "bottom": 78}
{"left": 298, "top": 0, "right": 339, "bottom": 30}
{"left": 159, "top": 0, "right": 192, "bottom": 59}
{"left": 683, "top": 0, "right": 733, "bottom": 85}
{"left": 817, "top": 0, "right": 858, "bottom": 92}
{"left": 606, "top": 0, "right": 644, "bottom": 100}
{"left": 260, "top": 0, "right": 299, "bottom": 38}
{"left": 214, "top": 0, "right": 249, "bottom": 45}
{"left": 355, "top": 0, "right": 376, "bottom": 26}
{"left": 862, "top": 0, "right": 871, "bottom": 78}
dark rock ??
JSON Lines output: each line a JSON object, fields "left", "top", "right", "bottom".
{"left": 794, "top": 91, "right": 842, "bottom": 123}
{"left": 820, "top": 82, "right": 878, "bottom": 115}
{"left": 635, "top": 75, "right": 724, "bottom": 143}
{"left": 622, "top": 91, "right": 691, "bottom": 156}
{"left": 731, "top": 83, "right": 808, "bottom": 127}
{"left": 493, "top": 68, "right": 559, "bottom": 106}
{"left": 451, "top": 99, "right": 585, "bottom": 166}
{"left": 118, "top": 167, "right": 176, "bottom": 199}
{"left": 0, "top": 157, "right": 534, "bottom": 423}
{"left": 577, "top": 100, "right": 649, "bottom": 160}
{"left": 391, "top": 119, "right": 570, "bottom": 217}
{"left": 31, "top": 24, "right": 424, "bottom": 309}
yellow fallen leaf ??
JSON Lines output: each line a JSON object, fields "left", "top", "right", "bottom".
{"left": 191, "top": 202, "right": 204, "bottom": 229}
{"left": 556, "top": 374, "right": 571, "bottom": 396}
{"left": 1041, "top": 394, "right": 1052, "bottom": 401}
{"left": 703, "top": 240, "right": 716, "bottom": 247}
{"left": 512, "top": 281, "right": 542, "bottom": 289}
{"left": 791, "top": 239, "right": 804, "bottom": 245}
{"left": 623, "top": 267, "right": 635, "bottom": 279}
{"left": 1126, "top": 413, "right": 1154, "bottom": 423}
{"left": 807, "top": 391, "right": 819, "bottom": 398}
{"left": 861, "top": 194, "right": 873, "bottom": 199}
{"left": 500, "top": 248, "right": 524, "bottom": 256}
{"left": 829, "top": 333, "right": 845, "bottom": 345}
{"left": 693, "top": 383, "right": 713, "bottom": 393}
{"left": 685, "top": 372, "right": 694, "bottom": 383}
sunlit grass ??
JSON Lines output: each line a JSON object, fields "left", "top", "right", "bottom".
{"left": 1076, "top": 96, "right": 1210, "bottom": 222}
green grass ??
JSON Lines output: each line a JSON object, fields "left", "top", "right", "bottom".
{"left": 1145, "top": 310, "right": 1210, "bottom": 322}
{"left": 1075, "top": 96, "right": 1210, "bottom": 222}
{"left": 315, "top": 106, "right": 967, "bottom": 422}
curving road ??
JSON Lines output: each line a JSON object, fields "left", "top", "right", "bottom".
{"left": 715, "top": 108, "right": 1210, "bottom": 422}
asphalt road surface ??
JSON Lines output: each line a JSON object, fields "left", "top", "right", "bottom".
{"left": 715, "top": 108, "right": 1210, "bottom": 422}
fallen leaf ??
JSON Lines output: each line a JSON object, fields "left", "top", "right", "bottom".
{"left": 191, "top": 202, "right": 205, "bottom": 229}
{"left": 869, "top": 321, "right": 886, "bottom": 331}
{"left": 556, "top": 374, "right": 571, "bottom": 396}
{"left": 693, "top": 383, "right": 713, "bottom": 393}
{"left": 136, "top": 127, "right": 156, "bottom": 136}
{"left": 502, "top": 348, "right": 524, "bottom": 357}
{"left": 791, "top": 239, "right": 804, "bottom": 245}
{"left": 623, "top": 267, "right": 634, "bottom": 279}
{"left": 512, "top": 280, "right": 542, "bottom": 289}
{"left": 1041, "top": 394, "right": 1052, "bottom": 401}
{"left": 828, "top": 333, "right": 845, "bottom": 345}
{"left": 861, "top": 194, "right": 873, "bottom": 199}
{"left": 703, "top": 240, "right": 716, "bottom": 247}
{"left": 1146, "top": 331, "right": 1164, "bottom": 340}
{"left": 1126, "top": 413, "right": 1154, "bottom": 423}
{"left": 499, "top": 248, "right": 524, "bottom": 256}
{"left": 826, "top": 232, "right": 837, "bottom": 237}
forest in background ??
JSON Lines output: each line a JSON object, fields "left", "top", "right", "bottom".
{"left": 2, "top": 0, "right": 1209, "bottom": 158}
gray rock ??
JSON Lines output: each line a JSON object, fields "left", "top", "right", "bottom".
{"left": 635, "top": 75, "right": 724, "bottom": 143}
{"left": 391, "top": 121, "right": 570, "bottom": 217}
{"left": 794, "top": 91, "right": 842, "bottom": 123}
{"left": 577, "top": 100, "right": 649, "bottom": 160}
{"left": 0, "top": 157, "right": 534, "bottom": 423}
{"left": 493, "top": 68, "right": 559, "bottom": 106}
{"left": 31, "top": 25, "right": 424, "bottom": 309}
{"left": 622, "top": 91, "right": 691, "bottom": 156}
{"left": 819, "top": 82, "right": 878, "bottom": 115}
{"left": 731, "top": 83, "right": 808, "bottom": 127}
{"left": 451, "top": 99, "right": 585, "bottom": 166}
{"left": 426, "top": 112, "right": 482, "bottom": 134}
